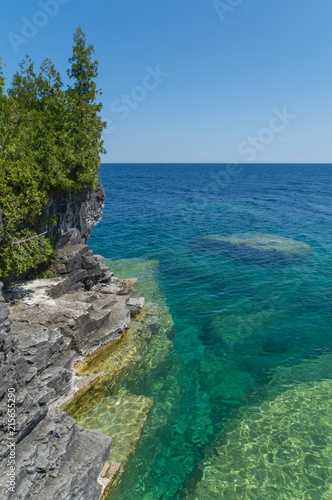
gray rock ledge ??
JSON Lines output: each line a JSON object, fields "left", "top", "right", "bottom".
{"left": 0, "top": 249, "right": 144, "bottom": 500}
{"left": 0, "top": 182, "right": 145, "bottom": 499}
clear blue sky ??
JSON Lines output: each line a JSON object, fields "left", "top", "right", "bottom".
{"left": 2, "top": 0, "right": 332, "bottom": 163}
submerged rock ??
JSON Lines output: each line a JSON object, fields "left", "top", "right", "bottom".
{"left": 65, "top": 258, "right": 176, "bottom": 491}
{"left": 69, "top": 394, "right": 153, "bottom": 465}
{"left": 197, "top": 232, "right": 312, "bottom": 263}
{"left": 200, "top": 356, "right": 255, "bottom": 405}
{"left": 189, "top": 379, "right": 332, "bottom": 499}
{"left": 269, "top": 353, "right": 332, "bottom": 388}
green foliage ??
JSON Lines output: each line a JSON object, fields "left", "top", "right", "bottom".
{"left": 0, "top": 27, "right": 106, "bottom": 279}
{"left": 28, "top": 268, "right": 57, "bottom": 280}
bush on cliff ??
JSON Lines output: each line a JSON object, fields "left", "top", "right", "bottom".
{"left": 0, "top": 27, "right": 106, "bottom": 278}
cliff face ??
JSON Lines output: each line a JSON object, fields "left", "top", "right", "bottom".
{"left": 43, "top": 182, "right": 106, "bottom": 247}
{"left": 0, "top": 183, "right": 144, "bottom": 499}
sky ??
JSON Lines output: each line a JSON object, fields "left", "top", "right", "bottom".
{"left": 1, "top": 0, "right": 332, "bottom": 163}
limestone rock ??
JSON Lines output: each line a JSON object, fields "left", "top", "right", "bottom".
{"left": 0, "top": 322, "right": 74, "bottom": 448}
{"left": 53, "top": 244, "right": 90, "bottom": 274}
{"left": 0, "top": 282, "right": 11, "bottom": 332}
{"left": 51, "top": 245, "right": 112, "bottom": 290}
{"left": 42, "top": 181, "right": 106, "bottom": 247}
{"left": 3, "top": 277, "right": 70, "bottom": 306}
{"left": 126, "top": 297, "right": 145, "bottom": 314}
{"left": 0, "top": 179, "right": 146, "bottom": 500}
{"left": 0, "top": 409, "right": 112, "bottom": 500}
{"left": 7, "top": 276, "right": 141, "bottom": 356}
{"left": 98, "top": 461, "right": 121, "bottom": 493}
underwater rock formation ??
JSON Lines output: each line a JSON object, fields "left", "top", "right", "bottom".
{"left": 69, "top": 394, "right": 154, "bottom": 465}
{"left": 65, "top": 258, "right": 176, "bottom": 491}
{"left": 189, "top": 380, "right": 332, "bottom": 499}
{"left": 197, "top": 232, "right": 312, "bottom": 263}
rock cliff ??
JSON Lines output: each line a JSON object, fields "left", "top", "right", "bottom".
{"left": 42, "top": 182, "right": 106, "bottom": 247}
{"left": 0, "top": 183, "right": 144, "bottom": 499}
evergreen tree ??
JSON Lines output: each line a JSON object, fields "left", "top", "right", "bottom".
{"left": 67, "top": 26, "right": 99, "bottom": 103}
{"left": 9, "top": 56, "right": 39, "bottom": 109}
{"left": 0, "top": 27, "right": 106, "bottom": 278}
{"left": 66, "top": 26, "right": 106, "bottom": 186}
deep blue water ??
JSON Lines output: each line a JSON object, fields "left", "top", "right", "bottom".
{"left": 84, "top": 164, "right": 332, "bottom": 499}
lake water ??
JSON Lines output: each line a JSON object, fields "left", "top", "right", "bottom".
{"left": 68, "top": 164, "right": 332, "bottom": 499}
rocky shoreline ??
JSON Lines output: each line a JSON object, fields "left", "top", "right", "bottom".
{"left": 0, "top": 183, "right": 144, "bottom": 499}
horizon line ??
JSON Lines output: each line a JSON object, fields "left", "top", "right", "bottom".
{"left": 100, "top": 162, "right": 332, "bottom": 165}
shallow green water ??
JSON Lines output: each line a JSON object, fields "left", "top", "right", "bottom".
{"left": 68, "top": 164, "right": 332, "bottom": 499}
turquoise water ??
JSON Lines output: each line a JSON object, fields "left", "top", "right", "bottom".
{"left": 80, "top": 164, "right": 332, "bottom": 498}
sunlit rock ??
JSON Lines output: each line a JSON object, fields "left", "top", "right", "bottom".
{"left": 66, "top": 257, "right": 176, "bottom": 487}
{"left": 189, "top": 380, "right": 332, "bottom": 499}
{"left": 69, "top": 394, "right": 153, "bottom": 465}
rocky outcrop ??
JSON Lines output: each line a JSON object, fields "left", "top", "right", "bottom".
{"left": 7, "top": 275, "right": 136, "bottom": 358}
{"left": 13, "top": 410, "right": 112, "bottom": 500}
{"left": 52, "top": 243, "right": 112, "bottom": 291}
{"left": 0, "top": 182, "right": 145, "bottom": 499}
{"left": 0, "top": 274, "right": 123, "bottom": 499}
{"left": 41, "top": 181, "right": 106, "bottom": 247}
